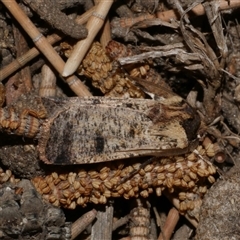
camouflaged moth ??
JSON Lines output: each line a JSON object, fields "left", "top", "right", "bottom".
{"left": 37, "top": 95, "right": 200, "bottom": 164}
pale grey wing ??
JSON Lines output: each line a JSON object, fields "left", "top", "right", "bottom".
{"left": 40, "top": 105, "right": 150, "bottom": 164}
{"left": 38, "top": 101, "right": 187, "bottom": 164}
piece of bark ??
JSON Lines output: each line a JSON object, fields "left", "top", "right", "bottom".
{"left": 90, "top": 204, "right": 114, "bottom": 240}
{"left": 22, "top": 0, "right": 88, "bottom": 39}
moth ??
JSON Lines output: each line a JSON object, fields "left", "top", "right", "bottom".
{"left": 0, "top": 80, "right": 200, "bottom": 165}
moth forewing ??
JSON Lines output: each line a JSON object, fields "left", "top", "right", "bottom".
{"left": 38, "top": 97, "right": 200, "bottom": 164}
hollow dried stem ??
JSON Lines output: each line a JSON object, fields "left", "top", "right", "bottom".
{"left": 94, "top": 0, "right": 111, "bottom": 47}
{"left": 158, "top": 208, "right": 180, "bottom": 240}
{"left": 71, "top": 209, "right": 97, "bottom": 240}
{"left": 62, "top": 0, "right": 113, "bottom": 77}
{"left": 164, "top": 193, "right": 198, "bottom": 228}
{"left": 100, "top": 18, "right": 112, "bottom": 48}
{"left": 1, "top": 0, "right": 92, "bottom": 96}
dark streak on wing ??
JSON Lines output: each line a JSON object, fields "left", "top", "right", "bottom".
{"left": 94, "top": 135, "right": 105, "bottom": 153}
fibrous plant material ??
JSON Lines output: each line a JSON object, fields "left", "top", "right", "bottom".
{"left": 32, "top": 140, "right": 217, "bottom": 209}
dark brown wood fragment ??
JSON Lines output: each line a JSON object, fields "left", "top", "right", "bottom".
{"left": 22, "top": 0, "right": 88, "bottom": 39}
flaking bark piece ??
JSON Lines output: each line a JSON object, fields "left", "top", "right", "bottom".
{"left": 196, "top": 160, "right": 240, "bottom": 240}
{"left": 22, "top": 0, "right": 88, "bottom": 39}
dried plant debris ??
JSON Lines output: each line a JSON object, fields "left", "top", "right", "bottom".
{"left": 61, "top": 41, "right": 146, "bottom": 98}
{"left": 196, "top": 160, "right": 240, "bottom": 240}
{"left": 0, "top": 179, "right": 71, "bottom": 240}
{"left": 1, "top": 0, "right": 240, "bottom": 239}
{"left": 32, "top": 139, "right": 216, "bottom": 209}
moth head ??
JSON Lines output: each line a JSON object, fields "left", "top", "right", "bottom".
{"left": 181, "top": 104, "right": 201, "bottom": 142}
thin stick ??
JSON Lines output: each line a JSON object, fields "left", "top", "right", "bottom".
{"left": 94, "top": 0, "right": 112, "bottom": 48}
{"left": 62, "top": 0, "right": 113, "bottom": 77}
{"left": 12, "top": 22, "right": 33, "bottom": 92}
{"left": 0, "top": 7, "right": 95, "bottom": 82}
{"left": 1, "top": 0, "right": 91, "bottom": 97}
{"left": 164, "top": 192, "right": 198, "bottom": 228}
{"left": 71, "top": 209, "right": 97, "bottom": 240}
{"left": 158, "top": 208, "right": 180, "bottom": 240}
{"left": 100, "top": 18, "right": 112, "bottom": 48}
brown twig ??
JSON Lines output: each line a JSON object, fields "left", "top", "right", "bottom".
{"left": 62, "top": 0, "right": 113, "bottom": 77}
{"left": 100, "top": 18, "right": 112, "bottom": 48}
{"left": 1, "top": 0, "right": 92, "bottom": 97}
{"left": 0, "top": 6, "right": 95, "bottom": 82}
{"left": 112, "top": 215, "right": 130, "bottom": 231}
{"left": 158, "top": 208, "right": 180, "bottom": 240}
{"left": 164, "top": 193, "right": 198, "bottom": 228}
{"left": 71, "top": 209, "right": 97, "bottom": 240}
{"left": 12, "top": 21, "right": 33, "bottom": 92}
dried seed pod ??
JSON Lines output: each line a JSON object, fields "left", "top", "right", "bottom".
{"left": 32, "top": 137, "right": 217, "bottom": 210}
{"left": 39, "top": 64, "right": 57, "bottom": 97}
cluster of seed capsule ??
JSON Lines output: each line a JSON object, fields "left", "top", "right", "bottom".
{"left": 0, "top": 93, "right": 48, "bottom": 138}
{"left": 0, "top": 167, "right": 19, "bottom": 184}
{"left": 61, "top": 41, "right": 158, "bottom": 98}
{"left": 32, "top": 139, "right": 217, "bottom": 210}
{"left": 0, "top": 107, "right": 41, "bottom": 138}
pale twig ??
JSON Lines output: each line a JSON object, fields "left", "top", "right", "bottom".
{"left": 0, "top": 6, "right": 95, "bottom": 82}
{"left": 1, "top": 0, "right": 92, "bottom": 97}
{"left": 71, "top": 209, "right": 97, "bottom": 240}
{"left": 62, "top": 0, "right": 113, "bottom": 77}
{"left": 94, "top": 0, "right": 112, "bottom": 48}
{"left": 158, "top": 208, "right": 180, "bottom": 240}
